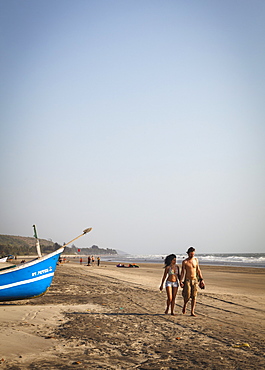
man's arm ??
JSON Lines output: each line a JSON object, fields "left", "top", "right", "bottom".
{"left": 180, "top": 260, "right": 186, "bottom": 287}
{"left": 196, "top": 260, "right": 204, "bottom": 281}
{"left": 177, "top": 265, "right": 181, "bottom": 281}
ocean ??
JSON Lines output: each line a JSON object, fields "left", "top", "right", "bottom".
{"left": 101, "top": 253, "right": 265, "bottom": 268}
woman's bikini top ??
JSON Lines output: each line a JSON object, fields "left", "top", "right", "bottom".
{"left": 168, "top": 266, "right": 178, "bottom": 277}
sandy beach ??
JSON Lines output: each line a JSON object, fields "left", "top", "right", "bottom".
{"left": 0, "top": 261, "right": 264, "bottom": 369}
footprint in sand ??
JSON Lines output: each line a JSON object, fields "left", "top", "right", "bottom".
{"left": 22, "top": 308, "right": 44, "bottom": 322}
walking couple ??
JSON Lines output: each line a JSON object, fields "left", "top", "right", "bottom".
{"left": 159, "top": 247, "right": 205, "bottom": 317}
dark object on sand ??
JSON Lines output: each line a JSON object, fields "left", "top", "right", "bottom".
{"left": 116, "top": 263, "right": 139, "bottom": 268}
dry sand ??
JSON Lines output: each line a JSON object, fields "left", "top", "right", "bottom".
{"left": 0, "top": 261, "right": 264, "bottom": 369}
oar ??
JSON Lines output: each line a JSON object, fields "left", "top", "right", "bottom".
{"left": 33, "top": 224, "right": 42, "bottom": 258}
{"left": 63, "top": 227, "right": 92, "bottom": 248}
{"left": 33, "top": 226, "right": 92, "bottom": 258}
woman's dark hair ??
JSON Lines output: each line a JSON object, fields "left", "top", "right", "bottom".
{"left": 164, "top": 254, "right": 176, "bottom": 267}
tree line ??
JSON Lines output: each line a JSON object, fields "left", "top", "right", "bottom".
{"left": 0, "top": 235, "right": 117, "bottom": 256}
{"left": 63, "top": 244, "right": 117, "bottom": 255}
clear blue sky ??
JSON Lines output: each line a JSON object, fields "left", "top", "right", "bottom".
{"left": 1, "top": 0, "right": 264, "bottom": 254}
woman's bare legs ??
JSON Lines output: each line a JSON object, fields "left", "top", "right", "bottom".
{"left": 165, "top": 286, "right": 178, "bottom": 315}
{"left": 165, "top": 286, "right": 172, "bottom": 314}
{"left": 171, "top": 287, "right": 178, "bottom": 315}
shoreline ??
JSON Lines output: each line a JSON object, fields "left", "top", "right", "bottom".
{"left": 3, "top": 253, "right": 265, "bottom": 269}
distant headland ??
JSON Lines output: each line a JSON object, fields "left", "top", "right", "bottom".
{"left": 0, "top": 234, "right": 117, "bottom": 256}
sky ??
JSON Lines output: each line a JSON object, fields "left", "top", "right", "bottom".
{"left": 0, "top": 0, "right": 265, "bottom": 255}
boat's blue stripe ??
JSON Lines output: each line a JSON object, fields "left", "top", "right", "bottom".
{"left": 0, "top": 272, "right": 54, "bottom": 290}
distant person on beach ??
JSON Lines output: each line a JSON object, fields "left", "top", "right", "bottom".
{"left": 180, "top": 246, "right": 205, "bottom": 316}
{"left": 91, "top": 255, "right": 95, "bottom": 265}
{"left": 80, "top": 257, "right": 83, "bottom": 265}
{"left": 97, "top": 256, "right": 100, "bottom": 266}
{"left": 87, "top": 256, "right": 91, "bottom": 266}
{"left": 159, "top": 254, "right": 180, "bottom": 316}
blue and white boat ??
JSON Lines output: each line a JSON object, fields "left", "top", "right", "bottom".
{"left": 0, "top": 247, "right": 64, "bottom": 301}
{"left": 0, "top": 226, "right": 92, "bottom": 302}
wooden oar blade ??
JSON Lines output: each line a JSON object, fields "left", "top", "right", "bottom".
{"left": 83, "top": 227, "right": 92, "bottom": 234}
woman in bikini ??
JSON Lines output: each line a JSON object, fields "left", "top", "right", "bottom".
{"left": 159, "top": 254, "right": 180, "bottom": 315}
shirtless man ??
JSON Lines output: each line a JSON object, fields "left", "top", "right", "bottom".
{"left": 180, "top": 247, "right": 204, "bottom": 316}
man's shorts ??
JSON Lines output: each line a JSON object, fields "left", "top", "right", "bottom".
{"left": 182, "top": 279, "right": 198, "bottom": 301}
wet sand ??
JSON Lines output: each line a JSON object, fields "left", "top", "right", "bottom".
{"left": 0, "top": 262, "right": 264, "bottom": 369}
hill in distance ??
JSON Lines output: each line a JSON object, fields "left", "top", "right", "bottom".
{"left": 0, "top": 234, "right": 117, "bottom": 256}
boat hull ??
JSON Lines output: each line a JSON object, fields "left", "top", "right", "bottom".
{"left": 0, "top": 248, "right": 64, "bottom": 301}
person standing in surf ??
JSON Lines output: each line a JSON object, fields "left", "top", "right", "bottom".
{"left": 180, "top": 246, "right": 205, "bottom": 316}
{"left": 160, "top": 254, "right": 180, "bottom": 316}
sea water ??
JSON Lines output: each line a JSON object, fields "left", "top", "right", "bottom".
{"left": 101, "top": 253, "right": 265, "bottom": 268}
